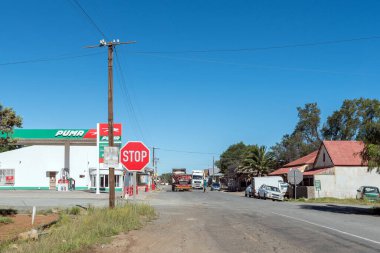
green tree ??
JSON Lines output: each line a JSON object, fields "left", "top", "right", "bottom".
{"left": 322, "top": 98, "right": 380, "bottom": 141}
{"left": 0, "top": 103, "right": 23, "bottom": 152}
{"left": 160, "top": 173, "right": 172, "bottom": 184}
{"left": 271, "top": 103, "right": 321, "bottom": 165}
{"left": 215, "top": 142, "right": 247, "bottom": 174}
{"left": 361, "top": 121, "right": 380, "bottom": 173}
{"left": 237, "top": 145, "right": 275, "bottom": 177}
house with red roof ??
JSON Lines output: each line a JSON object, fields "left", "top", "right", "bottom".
{"left": 311, "top": 140, "right": 380, "bottom": 198}
{"left": 270, "top": 141, "right": 380, "bottom": 199}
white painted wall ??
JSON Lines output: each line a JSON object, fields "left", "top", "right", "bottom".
{"left": 315, "top": 167, "right": 380, "bottom": 198}
{"left": 314, "top": 145, "right": 333, "bottom": 169}
{"left": 0, "top": 145, "right": 98, "bottom": 189}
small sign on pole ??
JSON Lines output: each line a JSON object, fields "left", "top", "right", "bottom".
{"left": 315, "top": 179, "right": 321, "bottom": 198}
{"left": 103, "top": 146, "right": 119, "bottom": 169}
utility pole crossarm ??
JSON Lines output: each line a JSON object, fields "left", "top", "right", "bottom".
{"left": 84, "top": 40, "right": 136, "bottom": 49}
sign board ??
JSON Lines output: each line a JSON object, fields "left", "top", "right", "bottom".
{"left": 287, "top": 168, "right": 303, "bottom": 185}
{"left": 5, "top": 176, "right": 14, "bottom": 184}
{"left": 120, "top": 141, "right": 150, "bottom": 171}
{"left": 0, "top": 129, "right": 97, "bottom": 139}
{"left": 315, "top": 180, "right": 321, "bottom": 191}
{"left": 97, "top": 123, "right": 122, "bottom": 163}
{"left": 103, "top": 146, "right": 119, "bottom": 168}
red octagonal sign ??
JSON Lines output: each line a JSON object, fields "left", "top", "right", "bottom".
{"left": 120, "top": 141, "right": 150, "bottom": 171}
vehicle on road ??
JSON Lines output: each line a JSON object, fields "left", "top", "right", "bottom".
{"left": 356, "top": 186, "right": 380, "bottom": 201}
{"left": 172, "top": 168, "right": 192, "bottom": 192}
{"left": 251, "top": 176, "right": 284, "bottom": 197}
{"left": 191, "top": 170, "right": 204, "bottom": 189}
{"left": 258, "top": 184, "right": 284, "bottom": 201}
{"left": 210, "top": 182, "right": 221, "bottom": 191}
{"left": 245, "top": 184, "right": 253, "bottom": 197}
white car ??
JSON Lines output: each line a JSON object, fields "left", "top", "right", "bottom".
{"left": 258, "top": 184, "right": 284, "bottom": 201}
{"left": 245, "top": 184, "right": 253, "bottom": 197}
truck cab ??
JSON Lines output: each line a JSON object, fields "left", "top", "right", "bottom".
{"left": 191, "top": 170, "right": 204, "bottom": 189}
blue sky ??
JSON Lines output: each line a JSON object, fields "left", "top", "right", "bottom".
{"left": 1, "top": 1, "right": 379, "bottom": 173}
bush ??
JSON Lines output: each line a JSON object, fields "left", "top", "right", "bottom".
{"left": 0, "top": 216, "right": 13, "bottom": 224}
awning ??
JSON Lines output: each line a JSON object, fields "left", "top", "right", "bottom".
{"left": 303, "top": 168, "right": 328, "bottom": 176}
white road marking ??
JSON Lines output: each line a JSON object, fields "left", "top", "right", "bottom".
{"left": 272, "top": 212, "right": 380, "bottom": 245}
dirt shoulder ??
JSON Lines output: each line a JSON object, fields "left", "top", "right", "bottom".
{"left": 0, "top": 214, "right": 59, "bottom": 242}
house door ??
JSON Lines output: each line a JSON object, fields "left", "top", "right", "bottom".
{"left": 49, "top": 172, "right": 56, "bottom": 190}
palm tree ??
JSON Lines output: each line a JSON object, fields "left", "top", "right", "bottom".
{"left": 236, "top": 145, "right": 274, "bottom": 177}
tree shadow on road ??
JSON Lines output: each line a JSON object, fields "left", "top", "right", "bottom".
{"left": 299, "top": 204, "right": 380, "bottom": 216}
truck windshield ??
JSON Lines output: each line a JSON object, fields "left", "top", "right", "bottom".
{"left": 192, "top": 175, "right": 203, "bottom": 180}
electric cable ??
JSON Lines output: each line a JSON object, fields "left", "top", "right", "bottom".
{"left": 0, "top": 52, "right": 104, "bottom": 66}
{"left": 114, "top": 47, "right": 148, "bottom": 143}
{"left": 133, "top": 35, "right": 380, "bottom": 54}
{"left": 68, "top": 0, "right": 108, "bottom": 40}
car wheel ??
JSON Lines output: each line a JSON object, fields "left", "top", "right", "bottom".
{"left": 272, "top": 199, "right": 275, "bottom": 202}
{"left": 263, "top": 194, "right": 266, "bottom": 200}
{"left": 245, "top": 192, "right": 247, "bottom": 197}
{"left": 257, "top": 194, "right": 260, "bottom": 199}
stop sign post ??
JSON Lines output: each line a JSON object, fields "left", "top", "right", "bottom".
{"left": 287, "top": 168, "right": 303, "bottom": 199}
{"left": 120, "top": 141, "right": 150, "bottom": 171}
{"left": 120, "top": 141, "right": 150, "bottom": 199}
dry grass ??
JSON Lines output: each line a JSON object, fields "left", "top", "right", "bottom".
{"left": 2, "top": 203, "right": 155, "bottom": 253}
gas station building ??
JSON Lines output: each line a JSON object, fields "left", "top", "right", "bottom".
{"left": 0, "top": 125, "right": 125, "bottom": 191}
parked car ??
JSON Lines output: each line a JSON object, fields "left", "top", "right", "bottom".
{"left": 258, "top": 184, "right": 284, "bottom": 201}
{"left": 245, "top": 184, "right": 253, "bottom": 197}
{"left": 211, "top": 182, "right": 221, "bottom": 191}
{"left": 356, "top": 186, "right": 380, "bottom": 201}
{"left": 251, "top": 176, "right": 283, "bottom": 197}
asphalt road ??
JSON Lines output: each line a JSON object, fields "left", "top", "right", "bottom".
{"left": 112, "top": 186, "right": 380, "bottom": 253}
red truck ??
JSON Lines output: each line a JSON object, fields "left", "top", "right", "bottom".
{"left": 172, "top": 168, "right": 192, "bottom": 192}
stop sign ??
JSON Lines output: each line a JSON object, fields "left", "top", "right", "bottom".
{"left": 120, "top": 141, "right": 150, "bottom": 171}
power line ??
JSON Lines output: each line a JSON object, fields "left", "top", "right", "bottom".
{"left": 156, "top": 147, "right": 219, "bottom": 155}
{"left": 130, "top": 52, "right": 377, "bottom": 76}
{"left": 0, "top": 52, "right": 104, "bottom": 66}
{"left": 133, "top": 35, "right": 380, "bottom": 54}
{"left": 68, "top": 0, "right": 108, "bottom": 40}
{"left": 114, "top": 47, "right": 147, "bottom": 142}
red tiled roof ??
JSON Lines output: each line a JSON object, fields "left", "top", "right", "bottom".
{"left": 284, "top": 150, "right": 318, "bottom": 167}
{"left": 323, "top": 141, "right": 365, "bottom": 166}
{"left": 303, "top": 168, "right": 328, "bottom": 176}
{"left": 269, "top": 167, "right": 298, "bottom": 176}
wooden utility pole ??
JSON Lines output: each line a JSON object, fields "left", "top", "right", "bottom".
{"left": 86, "top": 39, "right": 136, "bottom": 208}
{"left": 107, "top": 43, "right": 115, "bottom": 208}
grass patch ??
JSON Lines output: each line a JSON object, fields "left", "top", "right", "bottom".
{"left": 3, "top": 203, "right": 155, "bottom": 253}
{"left": 66, "top": 207, "right": 81, "bottom": 216}
{"left": 288, "top": 197, "right": 380, "bottom": 206}
{"left": 0, "top": 217, "right": 13, "bottom": 224}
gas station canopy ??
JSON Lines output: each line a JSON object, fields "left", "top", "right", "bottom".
{"left": 2, "top": 129, "right": 97, "bottom": 146}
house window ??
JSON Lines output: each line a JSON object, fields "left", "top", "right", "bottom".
{"left": 0, "top": 169, "right": 15, "bottom": 186}
{"left": 115, "top": 175, "right": 120, "bottom": 187}
{"left": 323, "top": 153, "right": 326, "bottom": 162}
